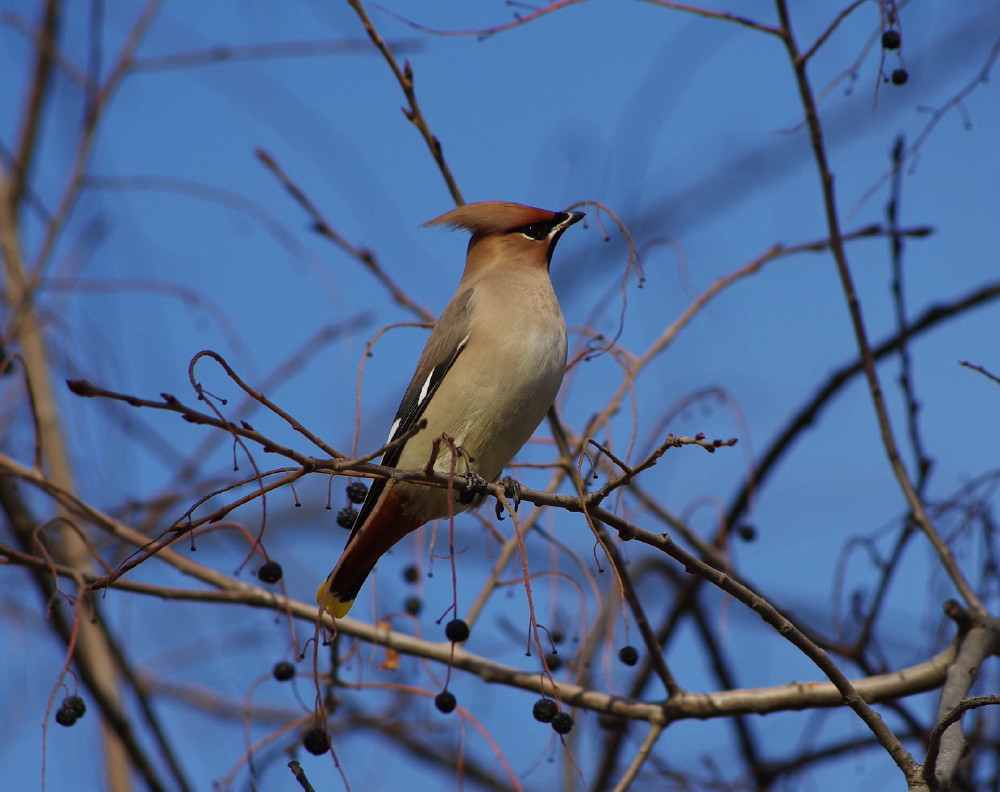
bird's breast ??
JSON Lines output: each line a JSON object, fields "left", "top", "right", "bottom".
{"left": 394, "top": 278, "right": 566, "bottom": 505}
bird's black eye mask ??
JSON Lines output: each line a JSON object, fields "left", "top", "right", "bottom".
{"left": 513, "top": 212, "right": 577, "bottom": 241}
{"left": 513, "top": 221, "right": 556, "bottom": 241}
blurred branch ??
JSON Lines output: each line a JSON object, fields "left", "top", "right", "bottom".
{"left": 612, "top": 722, "right": 663, "bottom": 792}
{"left": 335, "top": 709, "right": 522, "bottom": 792}
{"left": 9, "top": 0, "right": 60, "bottom": 211}
{"left": 256, "top": 147, "right": 434, "bottom": 322}
{"left": 131, "top": 37, "right": 421, "bottom": 71}
{"left": 0, "top": 478, "right": 174, "bottom": 792}
{"left": 83, "top": 172, "right": 318, "bottom": 267}
{"left": 727, "top": 280, "right": 1000, "bottom": 530}
{"left": 29, "top": 0, "right": 162, "bottom": 279}
{"left": 0, "top": 6, "right": 166, "bottom": 788}
{"left": 886, "top": 135, "right": 933, "bottom": 496}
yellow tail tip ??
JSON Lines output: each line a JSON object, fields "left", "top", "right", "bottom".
{"left": 316, "top": 579, "right": 354, "bottom": 619}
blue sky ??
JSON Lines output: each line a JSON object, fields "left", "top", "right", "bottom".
{"left": 3, "top": 1, "right": 1000, "bottom": 790}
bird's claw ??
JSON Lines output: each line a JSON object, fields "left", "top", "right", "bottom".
{"left": 495, "top": 475, "right": 523, "bottom": 520}
{"left": 458, "top": 471, "right": 488, "bottom": 505}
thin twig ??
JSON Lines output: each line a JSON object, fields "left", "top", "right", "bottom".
{"left": 959, "top": 359, "right": 1000, "bottom": 387}
{"left": 345, "top": 0, "right": 464, "bottom": 205}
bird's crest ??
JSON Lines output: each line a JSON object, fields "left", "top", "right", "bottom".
{"left": 424, "top": 201, "right": 558, "bottom": 235}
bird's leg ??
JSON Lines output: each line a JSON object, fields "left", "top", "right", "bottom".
{"left": 494, "top": 475, "right": 523, "bottom": 520}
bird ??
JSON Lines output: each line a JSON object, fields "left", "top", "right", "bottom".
{"left": 317, "top": 201, "right": 584, "bottom": 618}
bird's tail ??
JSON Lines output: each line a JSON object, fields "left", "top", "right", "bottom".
{"left": 316, "top": 489, "right": 421, "bottom": 618}
{"left": 316, "top": 570, "right": 371, "bottom": 619}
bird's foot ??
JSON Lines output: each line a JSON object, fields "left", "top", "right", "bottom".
{"left": 494, "top": 475, "right": 523, "bottom": 520}
{"left": 458, "top": 471, "right": 489, "bottom": 505}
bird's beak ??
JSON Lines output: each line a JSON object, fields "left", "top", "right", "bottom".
{"left": 546, "top": 211, "right": 585, "bottom": 264}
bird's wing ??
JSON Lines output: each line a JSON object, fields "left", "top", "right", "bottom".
{"left": 350, "top": 287, "right": 474, "bottom": 528}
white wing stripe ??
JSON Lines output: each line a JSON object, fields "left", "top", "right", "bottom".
{"left": 416, "top": 370, "right": 435, "bottom": 407}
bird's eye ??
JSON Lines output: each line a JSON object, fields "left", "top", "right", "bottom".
{"left": 517, "top": 222, "right": 550, "bottom": 241}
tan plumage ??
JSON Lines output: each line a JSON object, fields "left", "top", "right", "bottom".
{"left": 317, "top": 201, "right": 584, "bottom": 618}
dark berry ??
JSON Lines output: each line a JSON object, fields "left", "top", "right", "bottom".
{"left": 532, "top": 698, "right": 557, "bottom": 723}
{"left": 345, "top": 482, "right": 368, "bottom": 504}
{"left": 272, "top": 661, "right": 295, "bottom": 681}
{"left": 404, "top": 596, "right": 422, "bottom": 615}
{"left": 55, "top": 708, "right": 77, "bottom": 726}
{"left": 434, "top": 691, "right": 457, "bottom": 713}
{"left": 544, "top": 653, "right": 562, "bottom": 672}
{"left": 257, "top": 560, "right": 282, "bottom": 584}
{"left": 881, "top": 30, "right": 901, "bottom": 50}
{"left": 551, "top": 712, "right": 574, "bottom": 735}
{"left": 62, "top": 695, "right": 86, "bottom": 718}
{"left": 444, "top": 619, "right": 470, "bottom": 643}
{"left": 891, "top": 68, "right": 908, "bottom": 85}
{"left": 737, "top": 524, "right": 757, "bottom": 541}
{"left": 302, "top": 727, "right": 331, "bottom": 755}
{"left": 402, "top": 565, "right": 419, "bottom": 584}
{"left": 336, "top": 507, "right": 358, "bottom": 529}
{"left": 550, "top": 628, "right": 565, "bottom": 645}
{"left": 618, "top": 645, "right": 639, "bottom": 666}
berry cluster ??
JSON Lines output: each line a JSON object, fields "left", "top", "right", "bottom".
{"left": 881, "top": 28, "right": 907, "bottom": 85}
{"left": 55, "top": 696, "right": 86, "bottom": 727}
{"left": 532, "top": 698, "right": 574, "bottom": 735}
